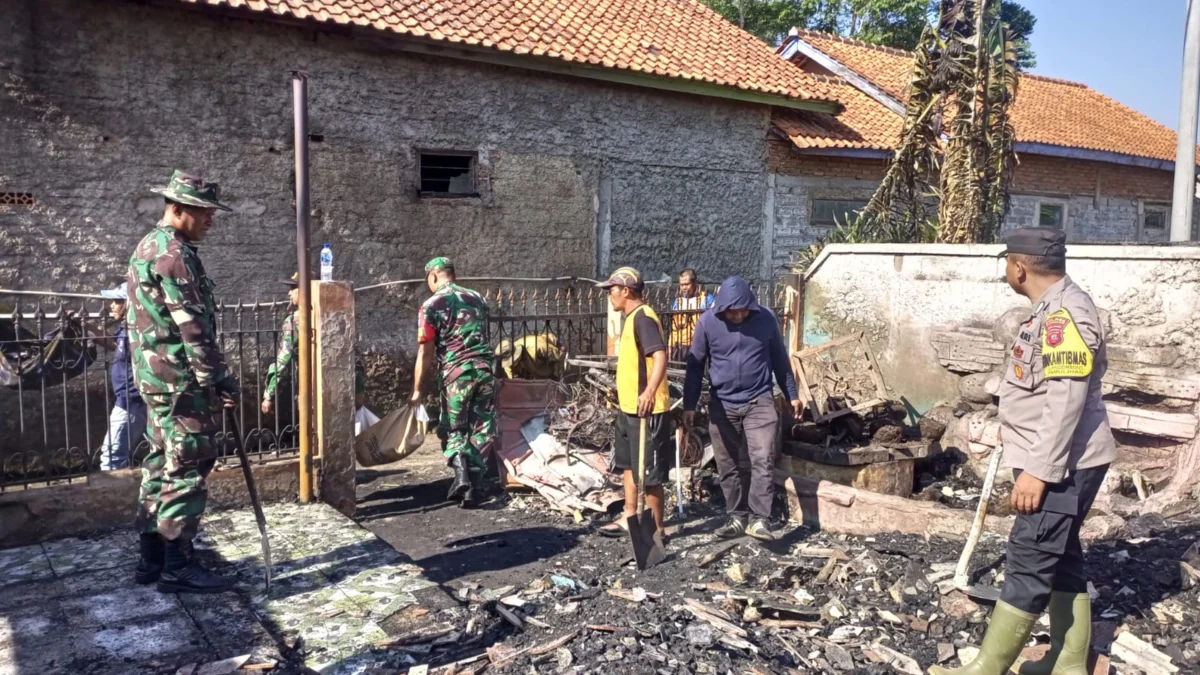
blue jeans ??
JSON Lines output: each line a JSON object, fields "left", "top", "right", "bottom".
{"left": 99, "top": 400, "right": 148, "bottom": 471}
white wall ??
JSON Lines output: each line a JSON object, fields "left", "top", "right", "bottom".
{"left": 802, "top": 243, "right": 1200, "bottom": 412}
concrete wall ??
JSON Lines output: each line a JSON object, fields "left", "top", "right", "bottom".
{"left": 801, "top": 243, "right": 1200, "bottom": 413}
{"left": 0, "top": 0, "right": 772, "bottom": 372}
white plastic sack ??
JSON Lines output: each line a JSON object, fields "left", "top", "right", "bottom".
{"left": 355, "top": 406, "right": 381, "bottom": 437}
{"left": 354, "top": 404, "right": 428, "bottom": 467}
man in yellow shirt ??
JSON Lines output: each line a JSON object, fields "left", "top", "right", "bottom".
{"left": 668, "top": 268, "right": 715, "bottom": 361}
{"left": 596, "top": 267, "right": 672, "bottom": 539}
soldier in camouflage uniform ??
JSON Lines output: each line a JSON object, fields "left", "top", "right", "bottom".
{"left": 261, "top": 273, "right": 366, "bottom": 416}
{"left": 127, "top": 170, "right": 240, "bottom": 594}
{"left": 410, "top": 257, "right": 495, "bottom": 507}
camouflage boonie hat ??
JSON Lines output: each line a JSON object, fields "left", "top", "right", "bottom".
{"left": 151, "top": 170, "right": 232, "bottom": 212}
{"left": 597, "top": 266, "right": 644, "bottom": 291}
{"left": 425, "top": 257, "right": 454, "bottom": 274}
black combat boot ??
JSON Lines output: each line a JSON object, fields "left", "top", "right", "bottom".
{"left": 446, "top": 453, "right": 472, "bottom": 502}
{"left": 133, "top": 533, "right": 165, "bottom": 584}
{"left": 460, "top": 468, "right": 486, "bottom": 509}
{"left": 156, "top": 537, "right": 236, "bottom": 594}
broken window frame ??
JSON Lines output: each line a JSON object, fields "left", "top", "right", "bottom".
{"left": 810, "top": 198, "right": 869, "bottom": 227}
{"left": 416, "top": 150, "right": 479, "bottom": 198}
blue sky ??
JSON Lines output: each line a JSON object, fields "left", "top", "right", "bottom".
{"left": 1020, "top": 0, "right": 1188, "bottom": 130}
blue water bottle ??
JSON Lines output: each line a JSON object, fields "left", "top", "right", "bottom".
{"left": 320, "top": 243, "right": 333, "bottom": 281}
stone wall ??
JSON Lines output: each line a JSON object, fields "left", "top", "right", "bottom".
{"left": 801, "top": 243, "right": 1200, "bottom": 414}
{"left": 0, "top": 0, "right": 773, "bottom": 377}
{"left": 765, "top": 140, "right": 889, "bottom": 273}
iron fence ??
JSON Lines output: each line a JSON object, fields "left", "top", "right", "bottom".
{"left": 483, "top": 279, "right": 791, "bottom": 366}
{"left": 1, "top": 293, "right": 300, "bottom": 492}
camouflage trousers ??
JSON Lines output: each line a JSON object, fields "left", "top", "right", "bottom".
{"left": 136, "top": 390, "right": 219, "bottom": 542}
{"left": 438, "top": 371, "right": 496, "bottom": 471}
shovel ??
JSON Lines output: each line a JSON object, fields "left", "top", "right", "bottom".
{"left": 225, "top": 409, "right": 273, "bottom": 591}
{"left": 953, "top": 443, "right": 1004, "bottom": 602}
{"left": 628, "top": 416, "right": 666, "bottom": 571}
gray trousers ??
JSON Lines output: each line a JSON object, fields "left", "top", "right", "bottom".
{"left": 1001, "top": 464, "right": 1109, "bottom": 613}
{"left": 708, "top": 397, "right": 779, "bottom": 520}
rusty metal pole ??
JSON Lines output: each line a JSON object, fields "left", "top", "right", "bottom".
{"left": 293, "top": 71, "right": 314, "bottom": 503}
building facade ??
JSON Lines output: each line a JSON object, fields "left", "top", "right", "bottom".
{"left": 764, "top": 29, "right": 1200, "bottom": 274}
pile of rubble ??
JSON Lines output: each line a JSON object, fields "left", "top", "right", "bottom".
{"left": 356, "top": 505, "right": 1200, "bottom": 675}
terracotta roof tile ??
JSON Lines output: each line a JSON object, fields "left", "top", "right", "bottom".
{"left": 773, "top": 76, "right": 901, "bottom": 151}
{"left": 174, "top": 0, "right": 838, "bottom": 106}
{"left": 785, "top": 28, "right": 1196, "bottom": 164}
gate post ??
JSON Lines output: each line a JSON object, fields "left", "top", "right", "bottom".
{"left": 313, "top": 281, "right": 357, "bottom": 516}
{"left": 606, "top": 303, "right": 621, "bottom": 356}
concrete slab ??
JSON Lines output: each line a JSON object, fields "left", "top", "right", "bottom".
{"left": 1, "top": 501, "right": 443, "bottom": 674}
{"left": 42, "top": 532, "right": 135, "bottom": 576}
{"left": 0, "top": 544, "right": 52, "bottom": 588}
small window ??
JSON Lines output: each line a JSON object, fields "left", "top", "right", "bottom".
{"left": 1143, "top": 206, "right": 1168, "bottom": 230}
{"left": 811, "top": 199, "right": 868, "bottom": 226}
{"left": 1037, "top": 202, "right": 1065, "bottom": 229}
{"left": 419, "top": 152, "right": 477, "bottom": 196}
{"left": 0, "top": 192, "right": 35, "bottom": 207}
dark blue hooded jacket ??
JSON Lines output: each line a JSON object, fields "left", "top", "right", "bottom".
{"left": 683, "top": 276, "right": 799, "bottom": 410}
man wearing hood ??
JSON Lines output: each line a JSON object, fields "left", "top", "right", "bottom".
{"left": 683, "top": 276, "right": 800, "bottom": 541}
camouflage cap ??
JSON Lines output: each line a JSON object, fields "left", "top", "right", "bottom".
{"left": 596, "top": 266, "right": 644, "bottom": 291}
{"left": 425, "top": 257, "right": 454, "bottom": 274}
{"left": 151, "top": 170, "right": 232, "bottom": 212}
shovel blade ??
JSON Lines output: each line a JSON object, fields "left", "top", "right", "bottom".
{"left": 627, "top": 509, "right": 666, "bottom": 571}
{"left": 961, "top": 584, "right": 1001, "bottom": 604}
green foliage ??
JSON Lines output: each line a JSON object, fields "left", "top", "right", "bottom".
{"left": 999, "top": 0, "right": 1037, "bottom": 68}
{"left": 697, "top": 0, "right": 1035, "bottom": 66}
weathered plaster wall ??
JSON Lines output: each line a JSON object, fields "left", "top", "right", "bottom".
{"left": 0, "top": 0, "right": 771, "bottom": 309}
{"left": 802, "top": 244, "right": 1200, "bottom": 413}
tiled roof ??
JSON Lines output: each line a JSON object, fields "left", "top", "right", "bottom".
{"left": 172, "top": 0, "right": 838, "bottom": 107}
{"left": 772, "top": 76, "right": 901, "bottom": 151}
{"left": 782, "top": 28, "right": 1192, "bottom": 165}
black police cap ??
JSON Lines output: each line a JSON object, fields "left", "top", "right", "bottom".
{"left": 1001, "top": 227, "right": 1067, "bottom": 258}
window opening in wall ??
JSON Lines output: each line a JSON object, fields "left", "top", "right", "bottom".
{"left": 1143, "top": 205, "right": 1168, "bottom": 230}
{"left": 1037, "top": 201, "right": 1066, "bottom": 229}
{"left": 0, "top": 192, "right": 35, "bottom": 207}
{"left": 419, "top": 152, "right": 477, "bottom": 197}
{"left": 811, "top": 198, "right": 868, "bottom": 227}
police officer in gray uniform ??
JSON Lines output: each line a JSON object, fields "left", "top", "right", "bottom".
{"left": 931, "top": 228, "right": 1115, "bottom": 675}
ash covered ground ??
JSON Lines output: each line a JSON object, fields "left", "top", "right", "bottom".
{"left": 352, "top": 444, "right": 1200, "bottom": 674}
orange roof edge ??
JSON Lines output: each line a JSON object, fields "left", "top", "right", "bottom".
{"left": 781, "top": 28, "right": 1200, "bottom": 167}
{"left": 166, "top": 0, "right": 843, "bottom": 113}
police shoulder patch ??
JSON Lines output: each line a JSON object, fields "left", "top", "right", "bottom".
{"left": 1041, "top": 308, "right": 1093, "bottom": 379}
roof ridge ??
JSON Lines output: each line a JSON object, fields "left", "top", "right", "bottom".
{"left": 1021, "top": 73, "right": 1087, "bottom": 88}
{"left": 789, "top": 27, "right": 913, "bottom": 58}
{"left": 798, "top": 72, "right": 856, "bottom": 86}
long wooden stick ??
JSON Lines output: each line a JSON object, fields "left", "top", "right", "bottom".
{"left": 954, "top": 443, "right": 1003, "bottom": 590}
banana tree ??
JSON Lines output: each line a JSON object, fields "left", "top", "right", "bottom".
{"left": 796, "top": 0, "right": 1020, "bottom": 269}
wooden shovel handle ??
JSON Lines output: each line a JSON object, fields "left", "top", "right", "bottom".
{"left": 637, "top": 417, "right": 647, "bottom": 513}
